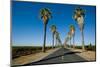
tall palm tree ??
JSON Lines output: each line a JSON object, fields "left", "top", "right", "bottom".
{"left": 40, "top": 8, "right": 52, "bottom": 52}
{"left": 51, "top": 25, "right": 56, "bottom": 48}
{"left": 73, "top": 7, "right": 85, "bottom": 51}
{"left": 69, "top": 24, "right": 75, "bottom": 48}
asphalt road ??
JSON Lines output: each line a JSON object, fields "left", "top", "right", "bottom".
{"left": 22, "top": 48, "right": 88, "bottom": 66}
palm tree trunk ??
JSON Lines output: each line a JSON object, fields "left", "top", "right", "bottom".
{"left": 73, "top": 35, "right": 75, "bottom": 48}
{"left": 52, "top": 33, "right": 54, "bottom": 48}
{"left": 42, "top": 24, "right": 47, "bottom": 52}
{"left": 81, "top": 30, "right": 85, "bottom": 51}
{"left": 55, "top": 38, "right": 57, "bottom": 48}
{"left": 70, "top": 38, "right": 71, "bottom": 48}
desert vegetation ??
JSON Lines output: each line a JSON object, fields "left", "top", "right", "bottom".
{"left": 12, "top": 46, "right": 52, "bottom": 59}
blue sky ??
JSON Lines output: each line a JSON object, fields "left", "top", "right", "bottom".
{"left": 12, "top": 1, "right": 96, "bottom": 46}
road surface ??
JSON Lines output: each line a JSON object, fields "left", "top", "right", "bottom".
{"left": 22, "top": 48, "right": 88, "bottom": 66}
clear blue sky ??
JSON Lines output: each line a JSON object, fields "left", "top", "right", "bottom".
{"left": 12, "top": 1, "right": 96, "bottom": 46}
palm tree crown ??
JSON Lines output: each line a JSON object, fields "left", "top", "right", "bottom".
{"left": 69, "top": 24, "right": 75, "bottom": 35}
{"left": 40, "top": 8, "right": 52, "bottom": 24}
{"left": 73, "top": 7, "right": 85, "bottom": 20}
{"left": 73, "top": 7, "right": 85, "bottom": 31}
{"left": 51, "top": 25, "right": 56, "bottom": 34}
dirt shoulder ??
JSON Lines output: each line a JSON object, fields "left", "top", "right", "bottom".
{"left": 12, "top": 48, "right": 60, "bottom": 66}
{"left": 68, "top": 48, "right": 96, "bottom": 61}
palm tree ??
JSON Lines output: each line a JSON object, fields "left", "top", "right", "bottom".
{"left": 73, "top": 7, "right": 85, "bottom": 51}
{"left": 40, "top": 8, "right": 52, "bottom": 52}
{"left": 50, "top": 25, "right": 56, "bottom": 48}
{"left": 69, "top": 24, "right": 75, "bottom": 48}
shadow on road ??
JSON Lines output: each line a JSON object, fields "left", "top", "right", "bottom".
{"left": 38, "top": 51, "right": 81, "bottom": 62}
{"left": 23, "top": 51, "right": 81, "bottom": 66}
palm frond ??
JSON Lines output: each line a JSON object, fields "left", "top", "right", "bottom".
{"left": 69, "top": 24, "right": 75, "bottom": 31}
{"left": 40, "top": 8, "right": 52, "bottom": 19}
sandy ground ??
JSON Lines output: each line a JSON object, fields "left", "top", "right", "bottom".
{"left": 68, "top": 48, "right": 96, "bottom": 61}
{"left": 12, "top": 48, "right": 60, "bottom": 66}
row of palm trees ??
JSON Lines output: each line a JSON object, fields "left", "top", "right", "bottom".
{"left": 40, "top": 7, "right": 85, "bottom": 52}
{"left": 64, "top": 25, "right": 75, "bottom": 49}
{"left": 50, "top": 25, "right": 62, "bottom": 48}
